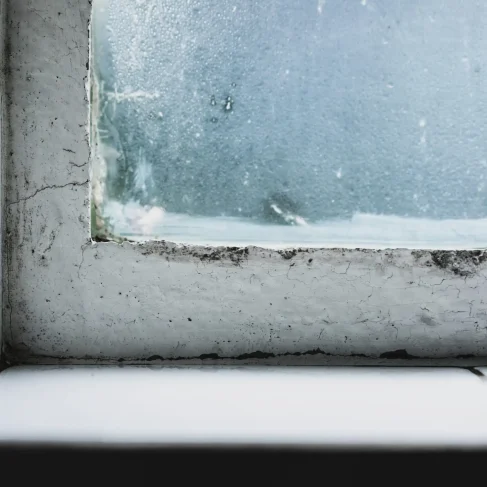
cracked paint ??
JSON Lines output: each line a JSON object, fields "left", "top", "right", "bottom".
{"left": 7, "top": 180, "right": 89, "bottom": 206}
{"left": 3, "top": 0, "right": 487, "bottom": 365}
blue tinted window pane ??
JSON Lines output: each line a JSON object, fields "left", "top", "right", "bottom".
{"left": 92, "top": 0, "right": 487, "bottom": 248}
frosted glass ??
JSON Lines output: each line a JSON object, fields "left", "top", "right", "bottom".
{"left": 92, "top": 0, "right": 487, "bottom": 248}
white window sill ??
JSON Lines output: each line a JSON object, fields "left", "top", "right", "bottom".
{"left": 0, "top": 366, "right": 486, "bottom": 449}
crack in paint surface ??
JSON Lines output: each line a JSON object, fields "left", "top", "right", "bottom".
{"left": 7, "top": 180, "right": 89, "bottom": 206}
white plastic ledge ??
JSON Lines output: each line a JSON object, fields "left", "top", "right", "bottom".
{"left": 1, "top": 366, "right": 487, "bottom": 448}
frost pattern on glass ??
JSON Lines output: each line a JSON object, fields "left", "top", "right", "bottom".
{"left": 92, "top": 0, "right": 487, "bottom": 247}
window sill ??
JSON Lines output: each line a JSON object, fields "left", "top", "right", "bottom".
{"left": 0, "top": 365, "right": 486, "bottom": 449}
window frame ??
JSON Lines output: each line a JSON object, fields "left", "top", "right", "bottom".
{"left": 3, "top": 0, "right": 487, "bottom": 366}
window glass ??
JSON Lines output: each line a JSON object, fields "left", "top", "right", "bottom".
{"left": 92, "top": 0, "right": 487, "bottom": 248}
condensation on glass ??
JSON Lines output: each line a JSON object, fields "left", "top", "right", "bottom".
{"left": 91, "top": 0, "right": 487, "bottom": 248}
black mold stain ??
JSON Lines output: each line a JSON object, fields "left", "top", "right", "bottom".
{"left": 431, "top": 250, "right": 487, "bottom": 277}
{"left": 92, "top": 235, "right": 113, "bottom": 243}
{"left": 181, "top": 246, "right": 311, "bottom": 262}
{"left": 235, "top": 351, "right": 276, "bottom": 360}
{"left": 138, "top": 349, "right": 369, "bottom": 362}
{"left": 279, "top": 249, "right": 298, "bottom": 260}
{"left": 413, "top": 250, "right": 487, "bottom": 277}
{"left": 379, "top": 349, "right": 418, "bottom": 360}
{"left": 146, "top": 355, "right": 165, "bottom": 361}
{"left": 198, "top": 353, "right": 220, "bottom": 360}
{"left": 101, "top": 241, "right": 387, "bottom": 268}
{"left": 139, "top": 242, "right": 251, "bottom": 266}
{"left": 147, "top": 348, "right": 371, "bottom": 361}
{"left": 88, "top": 242, "right": 487, "bottom": 277}
{"left": 5, "top": 347, "right": 486, "bottom": 366}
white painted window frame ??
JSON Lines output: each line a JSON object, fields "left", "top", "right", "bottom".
{"left": 2, "top": 0, "right": 487, "bottom": 366}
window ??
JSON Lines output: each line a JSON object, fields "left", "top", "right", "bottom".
{"left": 93, "top": 0, "right": 487, "bottom": 250}
{"left": 3, "top": 0, "right": 487, "bottom": 365}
